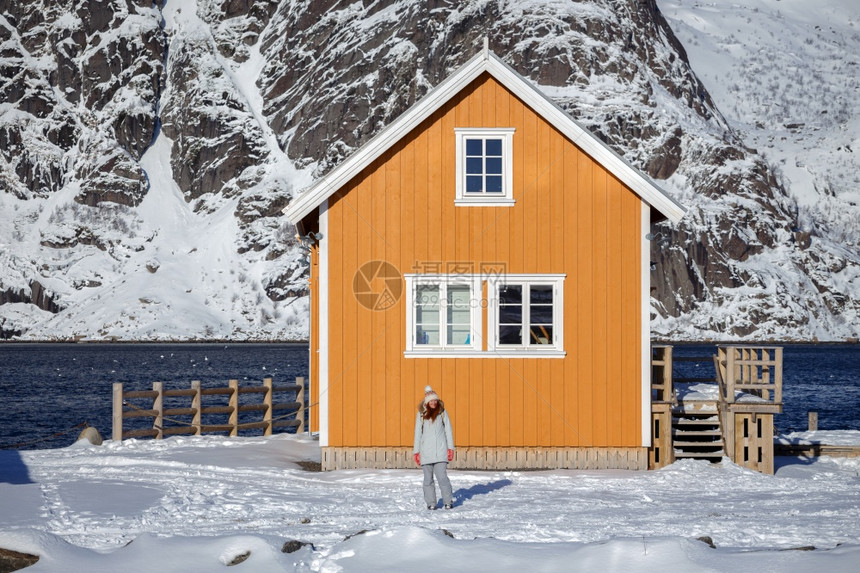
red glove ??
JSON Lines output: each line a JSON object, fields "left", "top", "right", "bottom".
{"left": 447, "top": 449, "right": 454, "bottom": 462}
{"left": 414, "top": 453, "right": 420, "bottom": 466}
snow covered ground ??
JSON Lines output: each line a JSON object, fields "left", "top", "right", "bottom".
{"left": 2, "top": 433, "right": 859, "bottom": 572}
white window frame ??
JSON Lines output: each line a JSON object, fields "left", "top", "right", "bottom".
{"left": 455, "top": 128, "right": 515, "bottom": 206}
{"left": 404, "top": 274, "right": 482, "bottom": 357}
{"left": 487, "top": 274, "right": 565, "bottom": 357}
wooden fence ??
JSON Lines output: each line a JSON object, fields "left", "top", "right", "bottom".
{"left": 112, "top": 377, "right": 305, "bottom": 441}
{"left": 717, "top": 346, "right": 783, "bottom": 404}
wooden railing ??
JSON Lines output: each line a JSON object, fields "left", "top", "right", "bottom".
{"left": 651, "top": 345, "right": 674, "bottom": 402}
{"left": 716, "top": 346, "right": 782, "bottom": 404}
{"left": 112, "top": 377, "right": 306, "bottom": 441}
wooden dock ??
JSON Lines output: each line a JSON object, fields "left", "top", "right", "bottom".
{"left": 650, "top": 345, "right": 783, "bottom": 474}
{"left": 774, "top": 443, "right": 860, "bottom": 457}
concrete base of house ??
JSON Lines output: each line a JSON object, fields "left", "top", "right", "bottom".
{"left": 321, "top": 446, "right": 648, "bottom": 471}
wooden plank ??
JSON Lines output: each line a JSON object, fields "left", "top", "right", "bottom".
{"left": 495, "top": 355, "right": 511, "bottom": 446}
{"left": 563, "top": 145, "right": 580, "bottom": 446}
{"left": 153, "top": 382, "right": 163, "bottom": 440}
{"left": 371, "top": 152, "right": 387, "bottom": 447}
{"left": 537, "top": 359, "right": 552, "bottom": 445}
{"left": 162, "top": 407, "right": 196, "bottom": 417}
{"left": 470, "top": 357, "right": 484, "bottom": 446}
{"left": 577, "top": 150, "right": 594, "bottom": 447}
{"left": 592, "top": 165, "right": 608, "bottom": 446}
{"left": 122, "top": 428, "right": 159, "bottom": 439}
{"left": 620, "top": 185, "right": 640, "bottom": 445}
{"left": 123, "top": 409, "right": 159, "bottom": 419}
{"left": 123, "top": 390, "right": 158, "bottom": 399}
{"left": 112, "top": 383, "right": 123, "bottom": 441}
{"left": 164, "top": 388, "right": 198, "bottom": 397}
{"left": 191, "top": 380, "right": 201, "bottom": 436}
{"left": 263, "top": 378, "right": 272, "bottom": 436}
{"left": 228, "top": 379, "right": 238, "bottom": 437}
{"left": 523, "top": 358, "right": 538, "bottom": 446}
{"left": 606, "top": 176, "right": 623, "bottom": 446}
{"left": 161, "top": 426, "right": 197, "bottom": 436}
{"left": 385, "top": 129, "right": 403, "bottom": 447}
{"left": 355, "top": 166, "right": 374, "bottom": 447}
{"left": 339, "top": 183, "right": 358, "bottom": 447}
{"left": 237, "top": 402, "right": 267, "bottom": 413}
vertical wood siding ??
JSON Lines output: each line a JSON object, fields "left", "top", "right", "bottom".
{"left": 321, "top": 73, "right": 642, "bottom": 449}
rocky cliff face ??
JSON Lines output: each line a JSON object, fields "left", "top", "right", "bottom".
{"left": 0, "top": 0, "right": 856, "bottom": 341}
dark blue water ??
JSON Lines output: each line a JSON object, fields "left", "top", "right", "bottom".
{"left": 670, "top": 344, "right": 860, "bottom": 434}
{"left": 0, "top": 343, "right": 309, "bottom": 450}
{"left": 0, "top": 343, "right": 856, "bottom": 450}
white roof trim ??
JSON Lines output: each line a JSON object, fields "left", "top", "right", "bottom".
{"left": 284, "top": 50, "right": 687, "bottom": 224}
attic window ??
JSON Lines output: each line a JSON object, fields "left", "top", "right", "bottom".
{"left": 455, "top": 128, "right": 515, "bottom": 206}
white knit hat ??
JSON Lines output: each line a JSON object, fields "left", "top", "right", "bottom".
{"left": 423, "top": 385, "right": 439, "bottom": 404}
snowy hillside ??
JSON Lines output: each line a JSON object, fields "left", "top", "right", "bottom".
{"left": 0, "top": 0, "right": 857, "bottom": 341}
{"left": 0, "top": 0, "right": 312, "bottom": 341}
{"left": 653, "top": 0, "right": 860, "bottom": 341}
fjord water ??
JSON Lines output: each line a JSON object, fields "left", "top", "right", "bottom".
{"left": 0, "top": 343, "right": 309, "bottom": 449}
{"left": 0, "top": 343, "right": 857, "bottom": 450}
{"left": 671, "top": 344, "right": 860, "bottom": 433}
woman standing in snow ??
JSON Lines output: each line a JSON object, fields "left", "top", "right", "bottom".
{"left": 413, "top": 385, "right": 455, "bottom": 510}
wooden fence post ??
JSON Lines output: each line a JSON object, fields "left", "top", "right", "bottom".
{"left": 296, "top": 376, "right": 305, "bottom": 434}
{"left": 153, "top": 381, "right": 163, "bottom": 439}
{"left": 112, "top": 382, "right": 123, "bottom": 442}
{"left": 809, "top": 411, "right": 818, "bottom": 431}
{"left": 191, "top": 380, "right": 202, "bottom": 435}
{"left": 229, "top": 379, "right": 239, "bottom": 437}
{"left": 662, "top": 346, "right": 672, "bottom": 399}
{"left": 726, "top": 347, "right": 736, "bottom": 403}
{"left": 263, "top": 378, "right": 273, "bottom": 436}
{"left": 774, "top": 347, "right": 783, "bottom": 404}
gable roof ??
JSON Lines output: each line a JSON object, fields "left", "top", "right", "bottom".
{"left": 284, "top": 47, "right": 687, "bottom": 224}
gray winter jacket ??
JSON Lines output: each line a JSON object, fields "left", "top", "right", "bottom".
{"left": 413, "top": 400, "right": 455, "bottom": 465}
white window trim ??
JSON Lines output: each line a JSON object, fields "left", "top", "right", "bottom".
{"left": 404, "top": 273, "right": 565, "bottom": 358}
{"left": 454, "top": 128, "right": 516, "bottom": 206}
{"left": 404, "top": 274, "right": 482, "bottom": 356}
{"left": 487, "top": 274, "right": 565, "bottom": 357}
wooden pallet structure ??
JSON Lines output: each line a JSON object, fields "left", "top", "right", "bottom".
{"left": 650, "top": 345, "right": 783, "bottom": 474}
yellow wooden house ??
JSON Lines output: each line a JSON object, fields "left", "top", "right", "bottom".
{"left": 284, "top": 48, "right": 686, "bottom": 471}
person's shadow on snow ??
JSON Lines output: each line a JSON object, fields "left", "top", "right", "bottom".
{"left": 0, "top": 450, "right": 34, "bottom": 484}
{"left": 453, "top": 479, "right": 512, "bottom": 503}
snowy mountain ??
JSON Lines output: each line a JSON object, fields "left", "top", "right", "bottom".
{"left": 653, "top": 0, "right": 860, "bottom": 341}
{"left": 0, "top": 0, "right": 857, "bottom": 341}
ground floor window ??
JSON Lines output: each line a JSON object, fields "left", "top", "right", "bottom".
{"left": 405, "top": 273, "right": 564, "bottom": 358}
{"left": 405, "top": 275, "right": 481, "bottom": 353}
{"left": 489, "top": 275, "right": 564, "bottom": 353}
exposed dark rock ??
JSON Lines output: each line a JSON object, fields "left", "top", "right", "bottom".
{"left": 343, "top": 529, "right": 371, "bottom": 541}
{"left": 227, "top": 550, "right": 251, "bottom": 566}
{"left": 295, "top": 460, "right": 321, "bottom": 472}
{"left": 281, "top": 539, "right": 314, "bottom": 553}
{"left": 30, "top": 280, "right": 62, "bottom": 314}
{"left": 74, "top": 143, "right": 149, "bottom": 207}
{"left": 0, "top": 547, "right": 39, "bottom": 572}
{"left": 40, "top": 226, "right": 107, "bottom": 252}
{"left": 263, "top": 268, "right": 308, "bottom": 302}
{"left": 0, "top": 0, "right": 856, "bottom": 340}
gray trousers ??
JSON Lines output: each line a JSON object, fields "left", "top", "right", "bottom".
{"left": 422, "top": 462, "right": 453, "bottom": 507}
